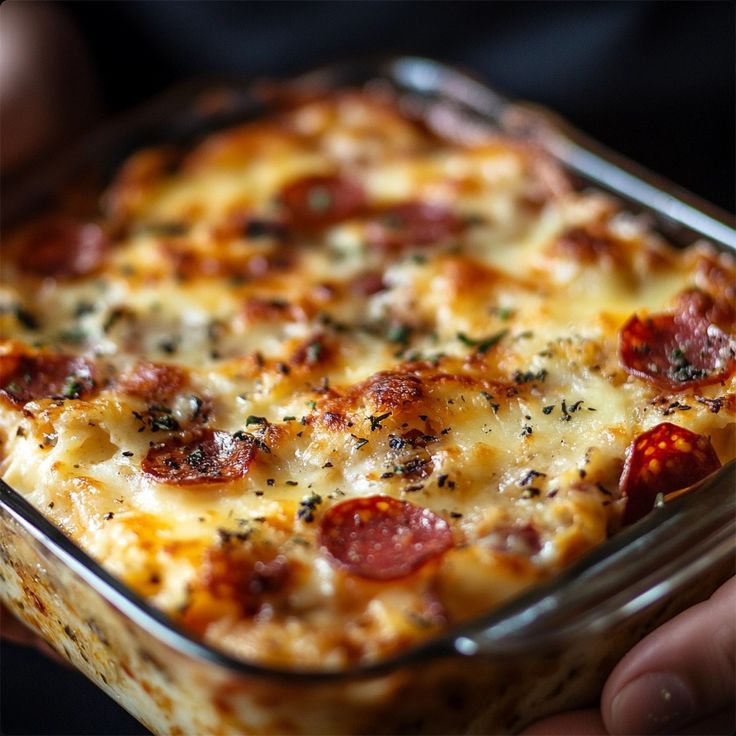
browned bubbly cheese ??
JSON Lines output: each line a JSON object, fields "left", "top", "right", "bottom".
{"left": 1, "top": 91, "right": 734, "bottom": 668}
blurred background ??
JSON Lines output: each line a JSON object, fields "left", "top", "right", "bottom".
{"left": 0, "top": 1, "right": 733, "bottom": 734}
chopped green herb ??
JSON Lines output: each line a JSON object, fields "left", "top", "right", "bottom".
{"left": 512, "top": 368, "right": 548, "bottom": 384}
{"left": 57, "top": 327, "right": 88, "bottom": 344}
{"left": 386, "top": 323, "right": 411, "bottom": 345}
{"left": 152, "top": 415, "right": 179, "bottom": 431}
{"left": 158, "top": 338, "right": 178, "bottom": 355}
{"left": 186, "top": 447, "right": 206, "bottom": 468}
{"left": 368, "top": 412, "right": 391, "bottom": 431}
{"left": 493, "top": 306, "right": 515, "bottom": 321}
{"left": 392, "top": 457, "right": 428, "bottom": 476}
{"left": 61, "top": 377, "right": 85, "bottom": 399}
{"left": 306, "top": 186, "right": 332, "bottom": 212}
{"left": 246, "top": 415, "right": 267, "bottom": 426}
{"left": 480, "top": 391, "right": 500, "bottom": 413}
{"left": 216, "top": 527, "right": 251, "bottom": 544}
{"left": 297, "top": 493, "right": 323, "bottom": 522}
{"left": 103, "top": 308, "right": 127, "bottom": 333}
{"left": 253, "top": 438, "right": 271, "bottom": 454}
{"left": 73, "top": 302, "right": 96, "bottom": 317}
{"left": 306, "top": 341, "right": 323, "bottom": 363}
{"left": 519, "top": 469, "right": 546, "bottom": 486}
{"left": 457, "top": 329, "right": 508, "bottom": 353}
{"left": 388, "top": 435, "right": 405, "bottom": 450}
{"left": 14, "top": 305, "right": 40, "bottom": 330}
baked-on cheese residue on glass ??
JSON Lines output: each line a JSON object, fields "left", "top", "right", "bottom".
{"left": 1, "top": 91, "right": 734, "bottom": 668}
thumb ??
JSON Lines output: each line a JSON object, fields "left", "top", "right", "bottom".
{"left": 602, "top": 576, "right": 735, "bottom": 735}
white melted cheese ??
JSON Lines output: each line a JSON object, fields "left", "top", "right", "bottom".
{"left": 1, "top": 93, "right": 734, "bottom": 667}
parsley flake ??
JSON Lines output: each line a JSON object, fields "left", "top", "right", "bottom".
{"left": 368, "top": 412, "right": 391, "bottom": 431}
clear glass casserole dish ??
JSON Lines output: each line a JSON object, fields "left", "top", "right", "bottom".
{"left": 1, "top": 57, "right": 734, "bottom": 735}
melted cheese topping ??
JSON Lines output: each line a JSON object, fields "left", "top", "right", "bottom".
{"left": 1, "top": 92, "right": 734, "bottom": 668}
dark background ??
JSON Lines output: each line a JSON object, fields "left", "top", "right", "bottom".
{"left": 66, "top": 0, "right": 736, "bottom": 213}
{"left": 1, "top": 2, "right": 734, "bottom": 735}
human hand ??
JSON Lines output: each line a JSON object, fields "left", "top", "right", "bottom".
{"left": 0, "top": 0, "right": 97, "bottom": 175}
{"left": 521, "top": 576, "right": 735, "bottom": 735}
{"left": 0, "top": 1, "right": 94, "bottom": 664}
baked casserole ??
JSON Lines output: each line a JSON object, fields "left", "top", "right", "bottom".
{"left": 1, "top": 80, "right": 734, "bottom": 688}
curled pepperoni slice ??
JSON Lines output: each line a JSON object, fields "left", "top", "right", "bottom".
{"left": 365, "top": 202, "right": 463, "bottom": 251}
{"left": 318, "top": 496, "right": 453, "bottom": 580}
{"left": 620, "top": 422, "right": 721, "bottom": 525}
{"left": 143, "top": 428, "right": 257, "bottom": 485}
{"left": 17, "top": 217, "right": 109, "bottom": 279}
{"left": 280, "top": 175, "right": 366, "bottom": 229}
{"left": 619, "top": 312, "right": 735, "bottom": 390}
{"left": 0, "top": 353, "right": 96, "bottom": 406}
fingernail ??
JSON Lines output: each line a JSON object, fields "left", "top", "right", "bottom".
{"left": 610, "top": 672, "right": 696, "bottom": 734}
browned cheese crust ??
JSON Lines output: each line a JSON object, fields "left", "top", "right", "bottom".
{"left": 1, "top": 90, "right": 734, "bottom": 668}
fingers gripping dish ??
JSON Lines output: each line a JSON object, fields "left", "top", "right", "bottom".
{"left": 0, "top": 89, "right": 734, "bottom": 675}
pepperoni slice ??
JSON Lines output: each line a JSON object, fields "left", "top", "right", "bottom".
{"left": 620, "top": 423, "right": 721, "bottom": 524}
{"left": 365, "top": 202, "right": 463, "bottom": 251}
{"left": 280, "top": 175, "right": 366, "bottom": 229}
{"left": 318, "top": 496, "right": 453, "bottom": 580}
{"left": 118, "top": 362, "right": 187, "bottom": 404}
{"left": 142, "top": 428, "right": 257, "bottom": 485}
{"left": 0, "top": 353, "right": 96, "bottom": 406}
{"left": 17, "top": 217, "right": 109, "bottom": 279}
{"left": 350, "top": 270, "right": 386, "bottom": 297}
{"left": 180, "top": 547, "right": 289, "bottom": 633}
{"left": 619, "top": 311, "right": 736, "bottom": 390}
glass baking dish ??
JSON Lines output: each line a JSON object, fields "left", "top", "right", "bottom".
{"left": 1, "top": 57, "right": 734, "bottom": 735}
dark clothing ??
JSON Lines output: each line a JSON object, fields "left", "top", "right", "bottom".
{"left": 65, "top": 1, "right": 734, "bottom": 211}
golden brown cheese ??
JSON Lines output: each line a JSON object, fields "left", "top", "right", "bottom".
{"left": 1, "top": 91, "right": 734, "bottom": 669}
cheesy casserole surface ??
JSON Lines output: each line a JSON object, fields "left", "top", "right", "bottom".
{"left": 1, "top": 91, "right": 734, "bottom": 668}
